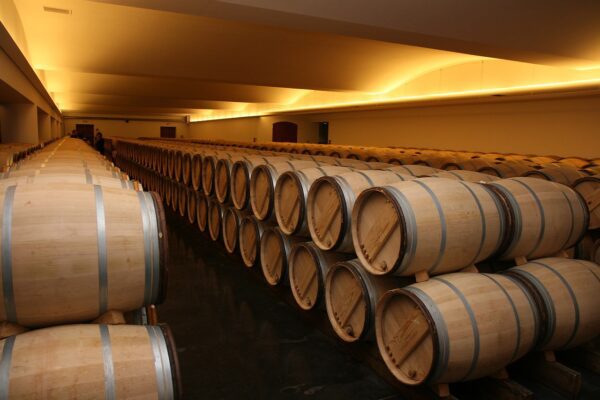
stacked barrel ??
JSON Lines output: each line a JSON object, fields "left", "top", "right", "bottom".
{"left": 0, "top": 138, "right": 179, "bottom": 399}
{"left": 114, "top": 136, "right": 599, "bottom": 395}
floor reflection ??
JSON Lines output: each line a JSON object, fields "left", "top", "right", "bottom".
{"left": 158, "top": 211, "right": 404, "bottom": 399}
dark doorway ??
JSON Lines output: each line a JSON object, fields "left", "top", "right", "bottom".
{"left": 76, "top": 124, "right": 94, "bottom": 143}
{"left": 161, "top": 126, "right": 176, "bottom": 138}
{"left": 272, "top": 121, "right": 297, "bottom": 143}
{"left": 318, "top": 122, "right": 329, "bottom": 144}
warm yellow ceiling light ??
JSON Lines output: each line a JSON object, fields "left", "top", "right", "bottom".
{"left": 189, "top": 59, "right": 600, "bottom": 122}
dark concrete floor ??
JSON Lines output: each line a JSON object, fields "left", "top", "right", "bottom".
{"left": 158, "top": 209, "right": 600, "bottom": 400}
{"left": 158, "top": 211, "right": 406, "bottom": 400}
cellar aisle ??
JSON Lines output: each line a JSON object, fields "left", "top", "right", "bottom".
{"left": 158, "top": 210, "right": 404, "bottom": 399}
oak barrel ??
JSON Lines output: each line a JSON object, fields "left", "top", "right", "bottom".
{"left": 288, "top": 242, "right": 351, "bottom": 311}
{"left": 195, "top": 192, "right": 208, "bottom": 232}
{"left": 191, "top": 153, "right": 203, "bottom": 191}
{"left": 239, "top": 215, "right": 267, "bottom": 268}
{"left": 352, "top": 178, "right": 505, "bottom": 277}
{"left": 250, "top": 160, "right": 327, "bottom": 221}
{"left": 523, "top": 166, "right": 586, "bottom": 186}
{"left": 186, "top": 187, "right": 197, "bottom": 225}
{"left": 506, "top": 257, "right": 600, "bottom": 350}
{"left": 376, "top": 272, "right": 538, "bottom": 385}
{"left": 432, "top": 170, "right": 499, "bottom": 182}
{"left": 259, "top": 227, "right": 303, "bottom": 286}
{"left": 230, "top": 156, "right": 290, "bottom": 211}
{"left": 488, "top": 177, "right": 588, "bottom": 260}
{"left": 307, "top": 170, "right": 415, "bottom": 253}
{"left": 222, "top": 207, "right": 246, "bottom": 254}
{"left": 207, "top": 198, "right": 224, "bottom": 241}
{"left": 0, "top": 324, "right": 180, "bottom": 399}
{"left": 573, "top": 174, "right": 600, "bottom": 229}
{"left": 275, "top": 166, "right": 354, "bottom": 236}
{"left": 0, "top": 172, "right": 139, "bottom": 191}
{"left": 325, "top": 259, "right": 403, "bottom": 342}
{"left": 0, "top": 183, "right": 167, "bottom": 327}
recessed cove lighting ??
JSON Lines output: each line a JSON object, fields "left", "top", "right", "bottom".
{"left": 43, "top": 6, "right": 72, "bottom": 15}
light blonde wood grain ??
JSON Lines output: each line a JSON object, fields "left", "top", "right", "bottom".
{"left": 573, "top": 174, "right": 600, "bottom": 230}
{"left": 376, "top": 272, "right": 538, "bottom": 385}
{"left": 0, "top": 324, "right": 178, "bottom": 399}
{"left": 239, "top": 215, "right": 267, "bottom": 268}
{"left": 490, "top": 177, "right": 588, "bottom": 260}
{"left": 259, "top": 227, "right": 303, "bottom": 286}
{"left": 352, "top": 178, "right": 505, "bottom": 277}
{"left": 325, "top": 259, "right": 404, "bottom": 343}
{"left": 0, "top": 183, "right": 165, "bottom": 327}
{"left": 508, "top": 257, "right": 600, "bottom": 351}
{"left": 523, "top": 167, "right": 586, "bottom": 186}
{"left": 275, "top": 166, "right": 353, "bottom": 236}
{"left": 288, "top": 242, "right": 351, "bottom": 311}
{"left": 307, "top": 170, "right": 415, "bottom": 253}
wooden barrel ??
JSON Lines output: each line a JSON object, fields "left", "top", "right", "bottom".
{"left": 307, "top": 170, "right": 415, "bottom": 253}
{"left": 432, "top": 170, "right": 499, "bottom": 182}
{"left": 275, "top": 166, "right": 354, "bottom": 236}
{"left": 527, "top": 155, "right": 558, "bottom": 164}
{"left": 4, "top": 162, "right": 122, "bottom": 178}
{"left": 169, "top": 180, "right": 179, "bottom": 213}
{"left": 445, "top": 157, "right": 493, "bottom": 172}
{"left": 387, "top": 164, "right": 439, "bottom": 177}
{"left": 214, "top": 157, "right": 236, "bottom": 204}
{"left": 191, "top": 153, "right": 203, "bottom": 191}
{"left": 230, "top": 156, "right": 290, "bottom": 211}
{"left": 201, "top": 155, "right": 218, "bottom": 196}
{"left": 573, "top": 174, "right": 600, "bottom": 229}
{"left": 558, "top": 157, "right": 589, "bottom": 169}
{"left": 488, "top": 177, "right": 588, "bottom": 260}
{"left": 250, "top": 160, "right": 326, "bottom": 221}
{"left": 352, "top": 178, "right": 505, "bottom": 277}
{"left": 0, "top": 172, "right": 139, "bottom": 191}
{"left": 186, "top": 187, "right": 197, "bottom": 224}
{"left": 0, "top": 183, "right": 167, "bottom": 327}
{"left": 181, "top": 151, "right": 193, "bottom": 186}
{"left": 0, "top": 324, "right": 180, "bottom": 399}
{"left": 478, "top": 160, "right": 539, "bottom": 178}
{"left": 207, "top": 198, "right": 224, "bottom": 241}
{"left": 196, "top": 192, "right": 208, "bottom": 232}
{"left": 325, "top": 259, "right": 403, "bottom": 342}
{"left": 177, "top": 183, "right": 187, "bottom": 218}
{"left": 163, "top": 177, "right": 172, "bottom": 208}
{"left": 523, "top": 166, "right": 586, "bottom": 186}
{"left": 334, "top": 159, "right": 391, "bottom": 170}
{"left": 222, "top": 207, "right": 246, "bottom": 254}
{"left": 239, "top": 215, "right": 267, "bottom": 268}
{"left": 259, "top": 227, "right": 303, "bottom": 286}
{"left": 506, "top": 258, "right": 600, "bottom": 350}
{"left": 376, "top": 272, "right": 538, "bottom": 385}
{"left": 288, "top": 242, "right": 351, "bottom": 310}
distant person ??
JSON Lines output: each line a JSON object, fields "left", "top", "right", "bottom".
{"left": 95, "top": 132, "right": 105, "bottom": 154}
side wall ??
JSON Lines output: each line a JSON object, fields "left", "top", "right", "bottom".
{"left": 64, "top": 118, "right": 189, "bottom": 139}
{"left": 320, "top": 94, "right": 600, "bottom": 158}
{"left": 187, "top": 94, "right": 600, "bottom": 158}
{"left": 188, "top": 115, "right": 320, "bottom": 143}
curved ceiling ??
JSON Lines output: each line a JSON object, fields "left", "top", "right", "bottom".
{"left": 5, "top": 0, "right": 600, "bottom": 120}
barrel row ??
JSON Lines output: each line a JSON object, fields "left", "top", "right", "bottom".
{"left": 115, "top": 138, "right": 599, "bottom": 391}
{"left": 114, "top": 138, "right": 600, "bottom": 230}
{"left": 0, "top": 138, "right": 59, "bottom": 172}
{"left": 130, "top": 136, "right": 600, "bottom": 171}
{"left": 0, "top": 137, "right": 180, "bottom": 399}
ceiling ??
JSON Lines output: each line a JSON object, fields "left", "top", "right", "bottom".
{"left": 6, "top": 0, "right": 600, "bottom": 121}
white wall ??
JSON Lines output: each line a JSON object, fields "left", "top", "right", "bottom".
{"left": 64, "top": 118, "right": 189, "bottom": 139}
{"left": 315, "top": 94, "right": 600, "bottom": 158}
{"left": 189, "top": 115, "right": 319, "bottom": 143}
{"left": 3, "top": 103, "right": 37, "bottom": 143}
